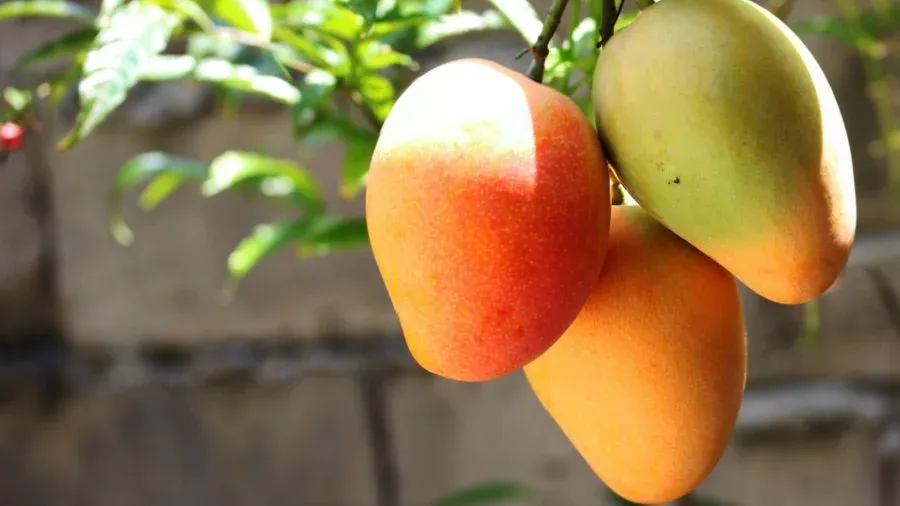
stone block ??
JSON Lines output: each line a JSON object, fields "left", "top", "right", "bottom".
{"left": 745, "top": 257, "right": 900, "bottom": 382}
{"left": 49, "top": 107, "right": 398, "bottom": 345}
{"left": 387, "top": 371, "right": 620, "bottom": 506}
{"left": 0, "top": 377, "right": 377, "bottom": 506}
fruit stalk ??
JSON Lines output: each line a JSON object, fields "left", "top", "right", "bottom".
{"left": 527, "top": 0, "right": 570, "bottom": 83}
{"left": 598, "top": 0, "right": 622, "bottom": 47}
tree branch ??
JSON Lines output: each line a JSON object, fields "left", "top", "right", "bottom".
{"left": 599, "top": 0, "right": 623, "bottom": 47}
{"left": 527, "top": 0, "right": 570, "bottom": 83}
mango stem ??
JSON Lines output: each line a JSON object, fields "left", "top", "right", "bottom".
{"left": 527, "top": 0, "right": 570, "bottom": 83}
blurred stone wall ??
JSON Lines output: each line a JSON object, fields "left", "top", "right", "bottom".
{"left": 1, "top": 1, "right": 900, "bottom": 506}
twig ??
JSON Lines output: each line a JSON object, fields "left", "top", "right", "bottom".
{"left": 598, "top": 0, "right": 624, "bottom": 48}
{"left": 527, "top": 0, "right": 570, "bottom": 83}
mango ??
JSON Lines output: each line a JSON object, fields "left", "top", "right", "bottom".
{"left": 592, "top": 0, "right": 856, "bottom": 305}
{"left": 524, "top": 205, "right": 747, "bottom": 505}
{"left": 366, "top": 58, "right": 611, "bottom": 382}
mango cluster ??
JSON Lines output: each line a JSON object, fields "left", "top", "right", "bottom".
{"left": 365, "top": 0, "right": 856, "bottom": 503}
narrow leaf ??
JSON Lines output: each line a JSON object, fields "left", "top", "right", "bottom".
{"left": 487, "top": 0, "right": 543, "bottom": 43}
{"left": 15, "top": 27, "right": 98, "bottom": 69}
{"left": 341, "top": 132, "right": 377, "bottom": 199}
{"left": 294, "top": 69, "right": 338, "bottom": 130}
{"left": 202, "top": 151, "right": 324, "bottom": 214}
{"left": 416, "top": 10, "right": 508, "bottom": 48}
{"left": 150, "top": 0, "right": 215, "bottom": 32}
{"left": 227, "top": 218, "right": 315, "bottom": 284}
{"left": 273, "top": 1, "right": 365, "bottom": 40}
{"left": 298, "top": 216, "right": 369, "bottom": 258}
{"left": 138, "top": 171, "right": 191, "bottom": 211}
{"left": 0, "top": 1, "right": 95, "bottom": 23}
{"left": 203, "top": 0, "right": 272, "bottom": 39}
{"left": 59, "top": 1, "right": 182, "bottom": 150}
{"left": 139, "top": 55, "right": 301, "bottom": 105}
{"left": 358, "top": 73, "right": 395, "bottom": 122}
{"left": 356, "top": 40, "right": 417, "bottom": 70}
{"left": 109, "top": 152, "right": 209, "bottom": 245}
{"left": 431, "top": 482, "right": 535, "bottom": 506}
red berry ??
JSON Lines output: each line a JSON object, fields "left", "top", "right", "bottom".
{"left": 0, "top": 122, "right": 24, "bottom": 151}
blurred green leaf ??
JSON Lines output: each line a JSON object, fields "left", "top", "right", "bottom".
{"left": 58, "top": 0, "right": 182, "bottom": 150}
{"left": 109, "top": 152, "right": 210, "bottom": 246}
{"left": 614, "top": 10, "right": 640, "bottom": 31}
{"left": 791, "top": 17, "right": 884, "bottom": 56}
{"left": 150, "top": 0, "right": 215, "bottom": 31}
{"left": 274, "top": 27, "right": 350, "bottom": 75}
{"left": 295, "top": 69, "right": 338, "bottom": 130}
{"left": 201, "top": 0, "right": 272, "bottom": 39}
{"left": 356, "top": 40, "right": 417, "bottom": 70}
{"left": 2, "top": 87, "right": 31, "bottom": 112}
{"left": 335, "top": 0, "right": 379, "bottom": 24}
{"left": 202, "top": 151, "right": 325, "bottom": 214}
{"left": 274, "top": 1, "right": 365, "bottom": 40}
{"left": 0, "top": 1, "right": 95, "bottom": 23}
{"left": 431, "top": 482, "right": 535, "bottom": 506}
{"left": 15, "top": 27, "right": 98, "bottom": 69}
{"left": 227, "top": 218, "right": 316, "bottom": 284}
{"left": 99, "top": 0, "right": 125, "bottom": 20}
{"left": 358, "top": 73, "right": 395, "bottom": 122}
{"left": 488, "top": 0, "right": 543, "bottom": 43}
{"left": 138, "top": 171, "right": 190, "bottom": 211}
{"left": 305, "top": 117, "right": 377, "bottom": 196}
{"left": 187, "top": 33, "right": 243, "bottom": 60}
{"left": 416, "top": 10, "right": 508, "bottom": 48}
{"left": 298, "top": 216, "right": 369, "bottom": 258}
{"left": 341, "top": 130, "right": 377, "bottom": 199}
{"left": 139, "top": 55, "right": 301, "bottom": 105}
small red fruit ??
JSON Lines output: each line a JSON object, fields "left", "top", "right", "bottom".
{"left": 0, "top": 122, "right": 25, "bottom": 151}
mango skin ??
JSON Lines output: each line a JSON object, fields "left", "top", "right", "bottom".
{"left": 592, "top": 0, "right": 857, "bottom": 305}
{"left": 524, "top": 205, "right": 747, "bottom": 505}
{"left": 366, "top": 58, "right": 611, "bottom": 382}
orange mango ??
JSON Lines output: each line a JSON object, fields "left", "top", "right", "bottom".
{"left": 524, "top": 205, "right": 747, "bottom": 504}
{"left": 366, "top": 58, "right": 611, "bottom": 382}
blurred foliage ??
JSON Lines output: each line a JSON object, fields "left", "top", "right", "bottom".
{"left": 0, "top": 0, "right": 634, "bottom": 290}
{"left": 0, "top": 0, "right": 879, "bottom": 504}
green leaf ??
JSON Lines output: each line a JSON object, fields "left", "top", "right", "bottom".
{"left": 201, "top": 0, "right": 272, "bottom": 40}
{"left": 15, "top": 27, "right": 98, "bottom": 69}
{"left": 335, "top": 0, "right": 379, "bottom": 24}
{"left": 99, "top": 0, "right": 125, "bottom": 20}
{"left": 109, "top": 152, "right": 209, "bottom": 245}
{"left": 487, "top": 0, "right": 543, "bottom": 43}
{"left": 294, "top": 69, "right": 338, "bottom": 130}
{"left": 202, "top": 151, "right": 325, "bottom": 214}
{"left": 227, "top": 218, "right": 316, "bottom": 284}
{"left": 416, "top": 10, "right": 508, "bottom": 48}
{"left": 138, "top": 171, "right": 190, "bottom": 211}
{"left": 149, "top": 0, "right": 215, "bottom": 31}
{"left": 273, "top": 27, "right": 350, "bottom": 75}
{"left": 0, "top": 1, "right": 95, "bottom": 23}
{"left": 297, "top": 216, "right": 369, "bottom": 258}
{"left": 358, "top": 73, "right": 395, "bottom": 122}
{"left": 356, "top": 40, "right": 417, "bottom": 70}
{"left": 341, "top": 131, "right": 377, "bottom": 199}
{"left": 59, "top": 1, "right": 182, "bottom": 150}
{"left": 139, "top": 55, "right": 301, "bottom": 105}
{"left": 273, "top": 1, "right": 365, "bottom": 40}
{"left": 790, "top": 17, "right": 883, "bottom": 56}
{"left": 431, "top": 482, "right": 535, "bottom": 506}
{"left": 2, "top": 87, "right": 31, "bottom": 112}
{"left": 614, "top": 10, "right": 639, "bottom": 32}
